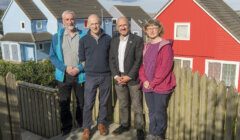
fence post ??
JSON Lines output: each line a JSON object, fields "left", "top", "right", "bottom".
{"left": 0, "top": 76, "right": 12, "bottom": 140}
{"left": 5, "top": 72, "right": 21, "bottom": 140}
{"left": 235, "top": 94, "right": 240, "bottom": 140}
{"left": 191, "top": 72, "right": 200, "bottom": 140}
{"left": 224, "top": 86, "right": 238, "bottom": 140}
{"left": 214, "top": 82, "right": 226, "bottom": 140}
{"left": 198, "top": 74, "right": 208, "bottom": 140}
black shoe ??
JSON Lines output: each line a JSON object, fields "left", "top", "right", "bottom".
{"left": 112, "top": 125, "right": 130, "bottom": 135}
{"left": 137, "top": 129, "right": 145, "bottom": 140}
{"left": 62, "top": 129, "right": 71, "bottom": 136}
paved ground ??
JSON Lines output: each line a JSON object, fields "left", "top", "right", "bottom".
{"left": 22, "top": 123, "right": 138, "bottom": 140}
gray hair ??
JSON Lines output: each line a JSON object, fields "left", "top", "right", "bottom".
{"left": 62, "top": 10, "right": 76, "bottom": 19}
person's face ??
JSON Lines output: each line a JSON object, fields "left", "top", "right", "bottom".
{"left": 88, "top": 17, "right": 101, "bottom": 35}
{"left": 62, "top": 13, "right": 75, "bottom": 31}
{"left": 117, "top": 19, "right": 129, "bottom": 37}
{"left": 145, "top": 25, "right": 160, "bottom": 39}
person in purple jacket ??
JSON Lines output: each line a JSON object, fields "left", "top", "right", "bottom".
{"left": 139, "top": 19, "right": 176, "bottom": 140}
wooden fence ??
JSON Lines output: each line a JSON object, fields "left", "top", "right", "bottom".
{"left": 0, "top": 65, "right": 240, "bottom": 140}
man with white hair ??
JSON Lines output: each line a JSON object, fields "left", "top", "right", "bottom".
{"left": 49, "top": 10, "right": 85, "bottom": 136}
{"left": 79, "top": 14, "right": 112, "bottom": 140}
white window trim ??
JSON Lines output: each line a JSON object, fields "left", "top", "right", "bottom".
{"left": 1, "top": 42, "right": 21, "bottom": 62}
{"left": 174, "top": 22, "right": 190, "bottom": 40}
{"left": 36, "top": 21, "right": 43, "bottom": 30}
{"left": 174, "top": 56, "right": 193, "bottom": 68}
{"left": 205, "top": 59, "right": 239, "bottom": 88}
{"left": 20, "top": 21, "right": 25, "bottom": 30}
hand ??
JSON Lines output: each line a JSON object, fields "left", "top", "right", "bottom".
{"left": 71, "top": 67, "right": 79, "bottom": 76}
{"left": 66, "top": 66, "right": 79, "bottom": 76}
{"left": 119, "top": 75, "right": 131, "bottom": 84}
{"left": 66, "top": 66, "right": 74, "bottom": 75}
{"left": 143, "top": 81, "right": 150, "bottom": 89}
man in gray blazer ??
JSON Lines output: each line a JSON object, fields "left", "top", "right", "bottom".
{"left": 109, "top": 17, "right": 144, "bottom": 140}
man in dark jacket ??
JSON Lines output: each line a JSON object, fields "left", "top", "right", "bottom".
{"left": 109, "top": 17, "right": 145, "bottom": 140}
{"left": 79, "top": 14, "right": 111, "bottom": 140}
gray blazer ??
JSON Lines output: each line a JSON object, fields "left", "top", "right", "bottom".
{"left": 109, "top": 33, "right": 144, "bottom": 85}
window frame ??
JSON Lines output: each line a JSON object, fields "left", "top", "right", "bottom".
{"left": 205, "top": 59, "right": 239, "bottom": 88}
{"left": 174, "top": 56, "right": 193, "bottom": 68}
{"left": 36, "top": 20, "right": 43, "bottom": 30}
{"left": 174, "top": 22, "right": 191, "bottom": 40}
{"left": 20, "top": 21, "right": 25, "bottom": 30}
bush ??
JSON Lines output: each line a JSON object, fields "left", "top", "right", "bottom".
{"left": 0, "top": 60, "right": 56, "bottom": 87}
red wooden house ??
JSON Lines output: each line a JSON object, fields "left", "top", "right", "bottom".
{"left": 155, "top": 0, "right": 240, "bottom": 90}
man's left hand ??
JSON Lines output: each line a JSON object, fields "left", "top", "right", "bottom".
{"left": 119, "top": 75, "right": 131, "bottom": 84}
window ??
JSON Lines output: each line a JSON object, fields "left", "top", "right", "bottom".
{"left": 112, "top": 18, "right": 117, "bottom": 25}
{"left": 174, "top": 57, "right": 193, "bottom": 69}
{"left": 36, "top": 21, "right": 42, "bottom": 30}
{"left": 174, "top": 22, "right": 190, "bottom": 40}
{"left": 37, "top": 43, "right": 44, "bottom": 50}
{"left": 84, "top": 19, "right": 88, "bottom": 28}
{"left": 20, "top": 21, "right": 25, "bottom": 30}
{"left": 206, "top": 60, "right": 239, "bottom": 88}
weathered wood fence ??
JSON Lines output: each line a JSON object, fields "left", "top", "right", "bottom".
{"left": 0, "top": 65, "right": 240, "bottom": 140}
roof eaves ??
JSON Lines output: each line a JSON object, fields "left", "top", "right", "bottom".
{"left": 1, "top": 0, "right": 14, "bottom": 22}
{"left": 154, "top": 0, "right": 174, "bottom": 19}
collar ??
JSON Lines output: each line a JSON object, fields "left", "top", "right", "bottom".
{"left": 119, "top": 34, "right": 129, "bottom": 41}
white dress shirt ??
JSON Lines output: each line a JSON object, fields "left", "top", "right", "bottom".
{"left": 118, "top": 35, "right": 129, "bottom": 73}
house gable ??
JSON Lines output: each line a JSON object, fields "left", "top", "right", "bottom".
{"left": 2, "top": 0, "right": 31, "bottom": 34}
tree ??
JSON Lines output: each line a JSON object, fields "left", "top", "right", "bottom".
{"left": 0, "top": 9, "right": 4, "bottom": 34}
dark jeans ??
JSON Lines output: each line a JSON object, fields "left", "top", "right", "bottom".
{"left": 83, "top": 74, "right": 111, "bottom": 129}
{"left": 115, "top": 84, "right": 144, "bottom": 129}
{"left": 145, "top": 92, "right": 172, "bottom": 138}
{"left": 58, "top": 74, "right": 84, "bottom": 131}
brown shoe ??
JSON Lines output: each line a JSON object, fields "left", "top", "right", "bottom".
{"left": 82, "top": 129, "right": 90, "bottom": 140}
{"left": 98, "top": 123, "right": 108, "bottom": 136}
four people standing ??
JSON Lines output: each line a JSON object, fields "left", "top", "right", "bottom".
{"left": 50, "top": 10, "right": 175, "bottom": 140}
{"left": 109, "top": 17, "right": 145, "bottom": 140}
{"left": 49, "top": 10, "right": 85, "bottom": 136}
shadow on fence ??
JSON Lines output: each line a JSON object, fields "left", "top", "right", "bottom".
{"left": 0, "top": 65, "right": 240, "bottom": 140}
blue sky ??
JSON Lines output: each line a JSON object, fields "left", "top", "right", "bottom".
{"left": 98, "top": 0, "right": 240, "bottom": 13}
{"left": 0, "top": 0, "right": 240, "bottom": 12}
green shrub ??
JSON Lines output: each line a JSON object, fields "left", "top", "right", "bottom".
{"left": 0, "top": 60, "right": 56, "bottom": 87}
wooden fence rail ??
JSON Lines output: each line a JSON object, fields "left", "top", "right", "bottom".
{"left": 0, "top": 64, "right": 240, "bottom": 140}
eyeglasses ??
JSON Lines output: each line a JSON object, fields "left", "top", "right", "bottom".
{"left": 146, "top": 27, "right": 159, "bottom": 31}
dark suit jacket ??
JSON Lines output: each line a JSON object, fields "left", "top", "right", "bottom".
{"left": 109, "top": 33, "right": 144, "bottom": 85}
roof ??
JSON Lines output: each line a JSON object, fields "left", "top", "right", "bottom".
{"left": 15, "top": 0, "right": 46, "bottom": 20}
{"left": 194, "top": 0, "right": 240, "bottom": 42}
{"left": 41, "top": 0, "right": 111, "bottom": 19}
{"left": 114, "top": 5, "right": 152, "bottom": 27}
{"left": 0, "top": 32, "right": 52, "bottom": 43}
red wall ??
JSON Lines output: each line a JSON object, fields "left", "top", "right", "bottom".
{"left": 156, "top": 0, "right": 240, "bottom": 89}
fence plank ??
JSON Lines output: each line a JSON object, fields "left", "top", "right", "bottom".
{"left": 186, "top": 68, "right": 192, "bottom": 137}
{"left": 235, "top": 94, "right": 240, "bottom": 140}
{"left": 50, "top": 93, "right": 58, "bottom": 136}
{"left": 173, "top": 65, "right": 181, "bottom": 140}
{"left": 5, "top": 72, "right": 21, "bottom": 140}
{"left": 191, "top": 72, "right": 200, "bottom": 140}
{"left": 167, "top": 88, "right": 175, "bottom": 140}
{"left": 198, "top": 74, "right": 208, "bottom": 140}
{"left": 0, "top": 76, "right": 12, "bottom": 140}
{"left": 179, "top": 68, "right": 187, "bottom": 140}
{"left": 214, "top": 82, "right": 226, "bottom": 140}
{"left": 224, "top": 87, "right": 238, "bottom": 140}
{"left": 206, "top": 79, "right": 217, "bottom": 140}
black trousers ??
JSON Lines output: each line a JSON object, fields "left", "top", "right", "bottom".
{"left": 58, "top": 74, "right": 84, "bottom": 131}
